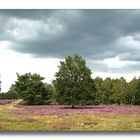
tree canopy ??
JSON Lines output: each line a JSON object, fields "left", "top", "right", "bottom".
{"left": 13, "top": 73, "right": 49, "bottom": 105}
{"left": 54, "top": 54, "right": 96, "bottom": 107}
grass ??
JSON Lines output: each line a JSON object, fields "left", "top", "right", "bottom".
{"left": 0, "top": 103, "right": 140, "bottom": 131}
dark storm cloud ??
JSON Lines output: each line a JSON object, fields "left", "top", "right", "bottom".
{"left": 0, "top": 10, "right": 140, "bottom": 73}
{"left": 0, "top": 9, "right": 54, "bottom": 20}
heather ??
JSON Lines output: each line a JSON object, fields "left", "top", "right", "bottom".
{"left": 0, "top": 100, "right": 140, "bottom": 131}
{"left": 13, "top": 104, "right": 140, "bottom": 116}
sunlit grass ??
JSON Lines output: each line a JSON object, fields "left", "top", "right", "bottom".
{"left": 0, "top": 104, "right": 140, "bottom": 131}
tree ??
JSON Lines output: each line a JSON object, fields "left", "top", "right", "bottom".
{"left": 134, "top": 78, "right": 140, "bottom": 105}
{"left": 110, "top": 77, "right": 128, "bottom": 105}
{"left": 0, "top": 84, "right": 18, "bottom": 99}
{"left": 99, "top": 78, "right": 113, "bottom": 104}
{"left": 44, "top": 83, "right": 57, "bottom": 104}
{"left": 14, "top": 73, "right": 49, "bottom": 105}
{"left": 54, "top": 54, "right": 96, "bottom": 108}
{"left": 126, "top": 77, "right": 138, "bottom": 104}
{"left": 94, "top": 77, "right": 103, "bottom": 104}
{"left": 6, "top": 84, "right": 18, "bottom": 99}
{"left": 127, "top": 78, "right": 140, "bottom": 105}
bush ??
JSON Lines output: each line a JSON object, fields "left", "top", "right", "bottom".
{"left": 14, "top": 73, "right": 49, "bottom": 105}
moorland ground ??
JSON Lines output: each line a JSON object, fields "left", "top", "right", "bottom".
{"left": 0, "top": 99, "right": 140, "bottom": 131}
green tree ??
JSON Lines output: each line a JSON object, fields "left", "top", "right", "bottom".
{"left": 99, "top": 78, "right": 113, "bottom": 104}
{"left": 127, "top": 77, "right": 140, "bottom": 105}
{"left": 14, "top": 73, "right": 49, "bottom": 105}
{"left": 94, "top": 77, "right": 103, "bottom": 104}
{"left": 45, "top": 83, "right": 57, "bottom": 104}
{"left": 7, "top": 84, "right": 18, "bottom": 99}
{"left": 126, "top": 78, "right": 138, "bottom": 104}
{"left": 110, "top": 77, "right": 128, "bottom": 105}
{"left": 135, "top": 78, "right": 140, "bottom": 105}
{"left": 54, "top": 54, "right": 96, "bottom": 108}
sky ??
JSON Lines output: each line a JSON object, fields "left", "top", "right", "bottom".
{"left": 0, "top": 10, "right": 140, "bottom": 92}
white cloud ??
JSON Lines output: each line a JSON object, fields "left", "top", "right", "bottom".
{"left": 118, "top": 35, "right": 140, "bottom": 50}
{"left": 0, "top": 42, "right": 60, "bottom": 92}
{"left": 6, "top": 17, "right": 64, "bottom": 41}
{"left": 103, "top": 56, "right": 136, "bottom": 68}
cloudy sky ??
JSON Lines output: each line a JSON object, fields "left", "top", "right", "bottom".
{"left": 0, "top": 10, "right": 140, "bottom": 92}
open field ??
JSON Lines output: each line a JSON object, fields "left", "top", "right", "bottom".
{"left": 0, "top": 99, "right": 140, "bottom": 131}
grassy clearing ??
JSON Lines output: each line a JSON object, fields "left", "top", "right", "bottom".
{"left": 0, "top": 104, "right": 140, "bottom": 131}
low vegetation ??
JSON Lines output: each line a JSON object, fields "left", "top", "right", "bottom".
{"left": 0, "top": 100, "right": 139, "bottom": 131}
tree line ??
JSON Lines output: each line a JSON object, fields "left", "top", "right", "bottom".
{"left": 0, "top": 54, "right": 140, "bottom": 106}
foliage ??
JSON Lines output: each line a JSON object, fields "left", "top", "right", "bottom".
{"left": 54, "top": 54, "right": 96, "bottom": 107}
{"left": 110, "top": 77, "right": 128, "bottom": 105}
{"left": 94, "top": 77, "right": 103, "bottom": 105}
{"left": 94, "top": 77, "right": 140, "bottom": 105}
{"left": 99, "top": 78, "right": 113, "bottom": 104}
{"left": 133, "top": 78, "right": 140, "bottom": 105}
{"left": 0, "top": 85, "right": 18, "bottom": 100}
{"left": 13, "top": 73, "right": 49, "bottom": 105}
{"left": 44, "top": 83, "right": 57, "bottom": 104}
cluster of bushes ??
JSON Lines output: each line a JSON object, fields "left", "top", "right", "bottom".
{"left": 0, "top": 83, "right": 18, "bottom": 99}
{"left": 0, "top": 54, "right": 140, "bottom": 106}
{"left": 94, "top": 77, "right": 140, "bottom": 105}
{"left": 0, "top": 91, "right": 18, "bottom": 100}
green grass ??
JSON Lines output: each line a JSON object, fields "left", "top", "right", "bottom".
{"left": 0, "top": 104, "right": 140, "bottom": 131}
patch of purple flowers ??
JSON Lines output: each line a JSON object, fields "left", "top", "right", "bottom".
{"left": 13, "top": 105, "right": 140, "bottom": 116}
